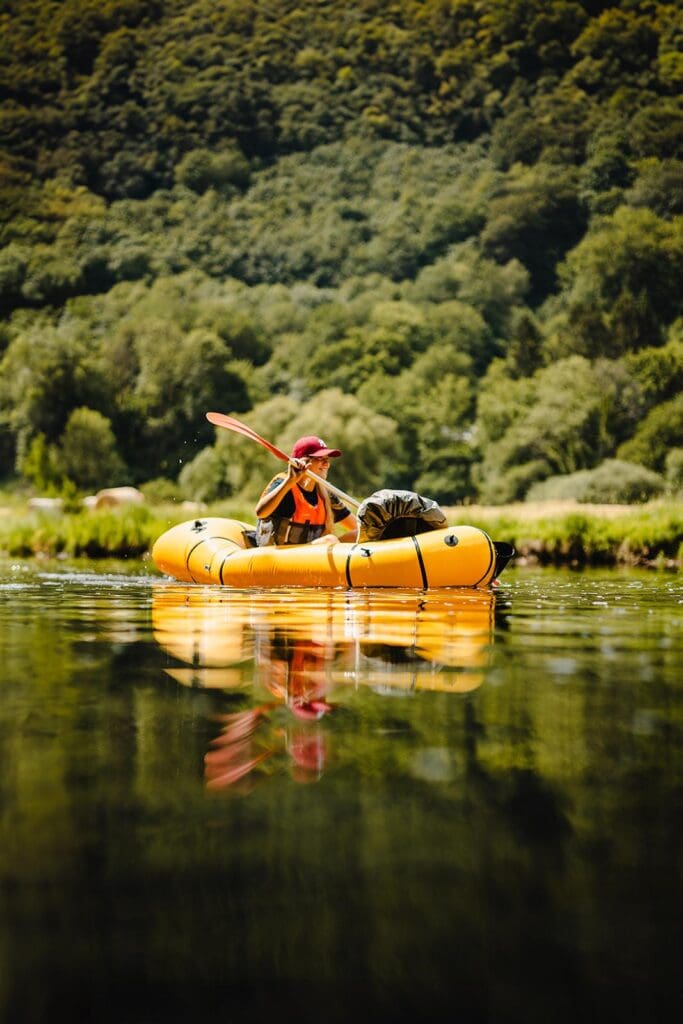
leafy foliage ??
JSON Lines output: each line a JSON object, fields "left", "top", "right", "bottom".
{"left": 0, "top": 1, "right": 681, "bottom": 506}
{"left": 527, "top": 459, "right": 666, "bottom": 504}
{"left": 58, "top": 407, "right": 126, "bottom": 490}
{"left": 616, "top": 393, "right": 683, "bottom": 473}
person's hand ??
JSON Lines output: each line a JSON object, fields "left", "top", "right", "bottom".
{"left": 286, "top": 457, "right": 310, "bottom": 481}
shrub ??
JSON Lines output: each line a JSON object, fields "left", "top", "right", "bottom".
{"left": 58, "top": 407, "right": 126, "bottom": 490}
{"left": 526, "top": 469, "right": 593, "bottom": 502}
{"left": 140, "top": 477, "right": 182, "bottom": 504}
{"left": 491, "top": 459, "right": 553, "bottom": 504}
{"left": 18, "top": 433, "right": 62, "bottom": 493}
{"left": 581, "top": 460, "right": 665, "bottom": 503}
{"left": 527, "top": 459, "right": 665, "bottom": 504}
{"left": 178, "top": 446, "right": 228, "bottom": 503}
{"left": 617, "top": 393, "right": 683, "bottom": 471}
{"left": 665, "top": 448, "right": 683, "bottom": 494}
{"left": 175, "top": 147, "right": 251, "bottom": 194}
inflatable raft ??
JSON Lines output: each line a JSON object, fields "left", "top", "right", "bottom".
{"left": 152, "top": 516, "right": 513, "bottom": 589}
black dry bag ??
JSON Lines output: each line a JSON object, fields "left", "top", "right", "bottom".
{"left": 357, "top": 489, "right": 448, "bottom": 542}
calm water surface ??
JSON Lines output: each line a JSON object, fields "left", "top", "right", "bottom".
{"left": 0, "top": 559, "right": 681, "bottom": 1023}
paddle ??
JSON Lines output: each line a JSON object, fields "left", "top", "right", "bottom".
{"left": 206, "top": 411, "right": 361, "bottom": 510}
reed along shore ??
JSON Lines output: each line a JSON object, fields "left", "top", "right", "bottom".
{"left": 0, "top": 499, "right": 680, "bottom": 569}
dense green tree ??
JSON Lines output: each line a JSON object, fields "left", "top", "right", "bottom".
{"left": 545, "top": 207, "right": 683, "bottom": 358}
{"left": 616, "top": 394, "right": 683, "bottom": 473}
{"left": 480, "top": 164, "right": 587, "bottom": 300}
{"left": 107, "top": 321, "right": 251, "bottom": 478}
{"left": 174, "top": 146, "right": 251, "bottom": 194}
{"left": 474, "top": 356, "right": 617, "bottom": 503}
{"left": 665, "top": 448, "right": 683, "bottom": 494}
{"left": 0, "top": 324, "right": 111, "bottom": 467}
{"left": 17, "top": 433, "right": 63, "bottom": 494}
{"left": 625, "top": 159, "right": 683, "bottom": 218}
{"left": 623, "top": 331, "right": 683, "bottom": 407}
{"left": 58, "top": 407, "right": 126, "bottom": 490}
{"left": 413, "top": 368, "right": 477, "bottom": 502}
{"left": 177, "top": 444, "right": 227, "bottom": 503}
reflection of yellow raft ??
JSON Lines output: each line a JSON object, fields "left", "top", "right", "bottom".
{"left": 152, "top": 517, "right": 505, "bottom": 589}
{"left": 152, "top": 586, "right": 494, "bottom": 694}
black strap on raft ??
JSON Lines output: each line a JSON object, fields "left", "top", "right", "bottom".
{"left": 356, "top": 489, "right": 448, "bottom": 542}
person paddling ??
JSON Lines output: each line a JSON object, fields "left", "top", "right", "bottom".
{"left": 255, "top": 435, "right": 357, "bottom": 546}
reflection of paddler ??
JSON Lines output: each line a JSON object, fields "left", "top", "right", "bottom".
{"left": 204, "top": 703, "right": 276, "bottom": 791}
{"left": 286, "top": 727, "right": 328, "bottom": 783}
{"left": 204, "top": 704, "right": 330, "bottom": 790}
{"left": 262, "top": 633, "right": 334, "bottom": 718}
{"left": 203, "top": 632, "right": 335, "bottom": 792}
{"left": 261, "top": 632, "right": 333, "bottom": 782}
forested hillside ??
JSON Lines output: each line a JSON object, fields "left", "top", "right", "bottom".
{"left": 1, "top": 0, "right": 681, "bottom": 505}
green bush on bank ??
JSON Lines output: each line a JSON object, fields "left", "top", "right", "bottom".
{"left": 526, "top": 459, "right": 666, "bottom": 504}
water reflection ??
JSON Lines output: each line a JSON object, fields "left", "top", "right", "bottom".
{"left": 152, "top": 586, "right": 495, "bottom": 788}
{"left": 1, "top": 563, "right": 681, "bottom": 1022}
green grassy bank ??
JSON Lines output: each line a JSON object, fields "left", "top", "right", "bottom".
{"left": 445, "top": 500, "right": 682, "bottom": 569}
{"left": 0, "top": 499, "right": 680, "bottom": 569}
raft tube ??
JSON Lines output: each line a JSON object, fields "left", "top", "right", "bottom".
{"left": 152, "top": 517, "right": 513, "bottom": 589}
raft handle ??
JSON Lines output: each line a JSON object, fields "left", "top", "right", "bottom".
{"left": 444, "top": 534, "right": 459, "bottom": 547}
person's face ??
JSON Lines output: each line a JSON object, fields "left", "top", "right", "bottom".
{"left": 306, "top": 455, "right": 331, "bottom": 477}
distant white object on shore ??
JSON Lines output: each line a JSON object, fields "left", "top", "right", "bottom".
{"left": 28, "top": 487, "right": 146, "bottom": 513}
{"left": 28, "top": 497, "right": 64, "bottom": 514}
{"left": 84, "top": 486, "right": 145, "bottom": 510}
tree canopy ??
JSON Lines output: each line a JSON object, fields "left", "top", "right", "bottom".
{"left": 0, "top": 0, "right": 681, "bottom": 504}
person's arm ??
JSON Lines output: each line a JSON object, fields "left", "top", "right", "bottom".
{"left": 328, "top": 495, "right": 357, "bottom": 541}
{"left": 335, "top": 512, "right": 358, "bottom": 543}
{"left": 337, "top": 512, "right": 357, "bottom": 532}
{"left": 255, "top": 459, "right": 310, "bottom": 519}
{"left": 330, "top": 496, "right": 357, "bottom": 534}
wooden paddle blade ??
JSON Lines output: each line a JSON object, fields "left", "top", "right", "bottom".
{"left": 206, "top": 412, "right": 289, "bottom": 461}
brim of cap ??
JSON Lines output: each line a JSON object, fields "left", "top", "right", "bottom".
{"left": 294, "top": 447, "right": 342, "bottom": 458}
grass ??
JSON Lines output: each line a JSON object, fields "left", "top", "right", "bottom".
{"left": 444, "top": 500, "right": 683, "bottom": 567}
{"left": 0, "top": 495, "right": 680, "bottom": 567}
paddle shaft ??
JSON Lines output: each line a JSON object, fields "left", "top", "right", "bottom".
{"left": 206, "top": 412, "right": 361, "bottom": 511}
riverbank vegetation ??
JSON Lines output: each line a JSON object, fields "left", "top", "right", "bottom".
{"left": 0, "top": 498, "right": 679, "bottom": 568}
{"left": 1, "top": 1, "right": 681, "bottom": 513}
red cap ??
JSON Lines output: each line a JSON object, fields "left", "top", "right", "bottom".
{"left": 291, "top": 435, "right": 342, "bottom": 459}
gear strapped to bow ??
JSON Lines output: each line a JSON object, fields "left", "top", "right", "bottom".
{"left": 356, "top": 489, "right": 448, "bottom": 542}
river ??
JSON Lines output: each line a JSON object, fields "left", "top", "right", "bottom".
{"left": 0, "top": 559, "right": 681, "bottom": 1023}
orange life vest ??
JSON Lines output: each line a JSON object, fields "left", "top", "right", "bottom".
{"left": 290, "top": 482, "right": 326, "bottom": 527}
{"left": 256, "top": 476, "right": 326, "bottom": 545}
